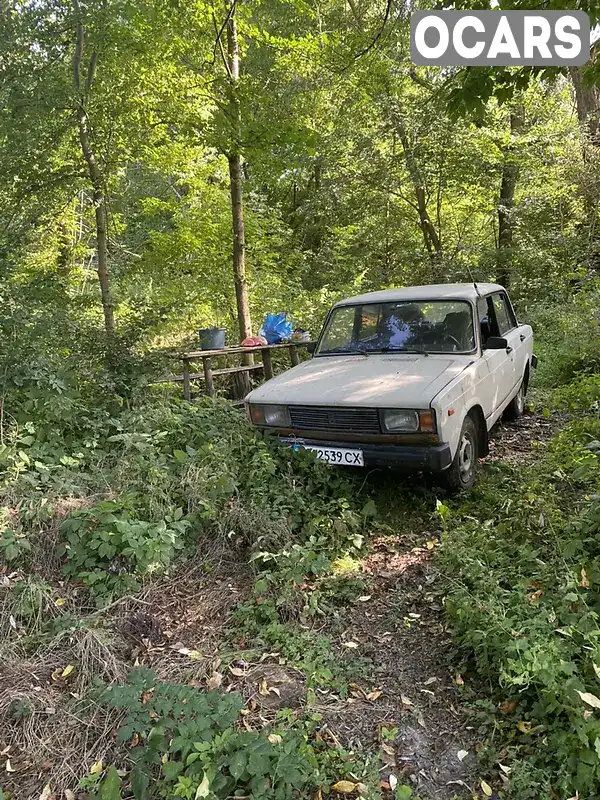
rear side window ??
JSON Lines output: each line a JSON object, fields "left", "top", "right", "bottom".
{"left": 491, "top": 293, "right": 516, "bottom": 336}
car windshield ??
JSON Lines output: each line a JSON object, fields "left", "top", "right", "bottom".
{"left": 317, "top": 300, "right": 475, "bottom": 355}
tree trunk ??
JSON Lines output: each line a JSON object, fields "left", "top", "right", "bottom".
{"left": 496, "top": 106, "right": 524, "bottom": 289}
{"left": 225, "top": 1, "right": 252, "bottom": 345}
{"left": 569, "top": 63, "right": 600, "bottom": 149}
{"left": 394, "top": 112, "right": 443, "bottom": 280}
{"left": 73, "top": 0, "right": 115, "bottom": 338}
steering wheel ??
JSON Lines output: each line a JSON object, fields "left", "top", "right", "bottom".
{"left": 439, "top": 333, "right": 462, "bottom": 351}
{"left": 419, "top": 330, "right": 462, "bottom": 351}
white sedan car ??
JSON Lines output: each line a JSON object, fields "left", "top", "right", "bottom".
{"left": 246, "top": 283, "right": 535, "bottom": 490}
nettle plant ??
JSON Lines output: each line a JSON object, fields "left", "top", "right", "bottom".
{"left": 58, "top": 501, "right": 189, "bottom": 604}
{"left": 96, "top": 669, "right": 321, "bottom": 800}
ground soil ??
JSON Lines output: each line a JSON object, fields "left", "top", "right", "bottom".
{"left": 312, "top": 411, "right": 566, "bottom": 800}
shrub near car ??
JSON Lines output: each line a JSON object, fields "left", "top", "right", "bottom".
{"left": 246, "top": 284, "right": 535, "bottom": 490}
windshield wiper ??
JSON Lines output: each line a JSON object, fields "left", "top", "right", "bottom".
{"left": 341, "top": 347, "right": 371, "bottom": 356}
{"left": 320, "top": 347, "right": 370, "bottom": 356}
{"left": 374, "top": 346, "right": 429, "bottom": 357}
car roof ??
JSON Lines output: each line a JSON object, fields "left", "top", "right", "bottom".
{"left": 334, "top": 283, "right": 504, "bottom": 307}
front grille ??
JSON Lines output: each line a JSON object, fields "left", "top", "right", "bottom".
{"left": 289, "top": 405, "right": 381, "bottom": 433}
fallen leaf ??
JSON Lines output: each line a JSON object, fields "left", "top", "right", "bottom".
{"left": 39, "top": 784, "right": 52, "bottom": 800}
{"left": 517, "top": 721, "right": 532, "bottom": 733}
{"left": 331, "top": 780, "right": 357, "bottom": 793}
{"left": 357, "top": 595, "right": 371, "bottom": 602}
{"left": 356, "top": 783, "right": 367, "bottom": 794}
{"left": 481, "top": 779, "right": 493, "bottom": 797}
{"left": 499, "top": 763, "right": 512, "bottom": 775}
{"left": 457, "top": 749, "right": 468, "bottom": 762}
{"left": 229, "top": 666, "right": 246, "bottom": 677}
{"left": 342, "top": 641, "right": 359, "bottom": 649}
{"left": 527, "top": 589, "right": 544, "bottom": 604}
{"left": 499, "top": 700, "right": 518, "bottom": 714}
{"left": 268, "top": 734, "right": 282, "bottom": 744}
{"left": 577, "top": 690, "right": 600, "bottom": 709}
{"left": 315, "top": 790, "right": 323, "bottom": 800}
{"left": 259, "top": 679, "right": 269, "bottom": 696}
{"left": 9, "top": 615, "right": 17, "bottom": 630}
{"left": 366, "top": 689, "right": 382, "bottom": 701}
{"left": 426, "top": 540, "right": 436, "bottom": 550}
{"left": 5, "top": 759, "right": 15, "bottom": 773}
{"left": 424, "top": 676, "right": 438, "bottom": 685}
{"left": 55, "top": 598, "right": 66, "bottom": 607}
{"left": 90, "top": 759, "right": 103, "bottom": 774}
{"left": 61, "top": 664, "right": 75, "bottom": 679}
{"left": 269, "top": 686, "right": 281, "bottom": 697}
{"left": 195, "top": 773, "right": 210, "bottom": 798}
{"left": 206, "top": 671, "right": 223, "bottom": 690}
{"left": 455, "top": 674, "right": 464, "bottom": 686}
{"left": 581, "top": 568, "right": 590, "bottom": 588}
{"left": 401, "top": 694, "right": 413, "bottom": 707}
{"left": 388, "top": 774, "right": 398, "bottom": 790}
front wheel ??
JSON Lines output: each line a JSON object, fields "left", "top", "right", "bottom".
{"left": 439, "top": 416, "right": 478, "bottom": 492}
{"left": 503, "top": 378, "right": 525, "bottom": 421}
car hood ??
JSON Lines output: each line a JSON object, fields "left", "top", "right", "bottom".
{"left": 246, "top": 354, "right": 471, "bottom": 408}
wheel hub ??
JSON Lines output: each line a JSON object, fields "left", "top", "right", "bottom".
{"left": 458, "top": 433, "right": 473, "bottom": 481}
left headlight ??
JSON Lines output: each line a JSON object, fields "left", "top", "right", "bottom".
{"left": 381, "top": 409, "right": 435, "bottom": 433}
{"left": 249, "top": 404, "right": 290, "bottom": 427}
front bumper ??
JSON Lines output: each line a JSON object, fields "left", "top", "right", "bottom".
{"left": 279, "top": 436, "right": 452, "bottom": 472}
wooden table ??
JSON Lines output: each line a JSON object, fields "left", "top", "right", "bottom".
{"left": 173, "top": 341, "right": 314, "bottom": 400}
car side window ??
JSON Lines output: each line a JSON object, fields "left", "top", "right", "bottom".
{"left": 477, "top": 296, "right": 494, "bottom": 344}
{"left": 491, "top": 293, "right": 514, "bottom": 336}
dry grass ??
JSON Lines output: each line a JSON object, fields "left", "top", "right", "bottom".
{"left": 0, "top": 626, "right": 128, "bottom": 797}
{"left": 0, "top": 528, "right": 254, "bottom": 798}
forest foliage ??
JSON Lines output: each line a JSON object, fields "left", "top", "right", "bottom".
{"left": 2, "top": 0, "right": 600, "bottom": 799}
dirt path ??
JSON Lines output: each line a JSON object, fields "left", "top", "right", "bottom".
{"left": 319, "top": 411, "right": 565, "bottom": 799}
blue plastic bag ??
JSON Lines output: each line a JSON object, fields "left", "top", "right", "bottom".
{"left": 260, "top": 313, "right": 293, "bottom": 344}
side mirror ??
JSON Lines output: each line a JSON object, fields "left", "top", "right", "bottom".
{"left": 306, "top": 342, "right": 316, "bottom": 355}
{"left": 484, "top": 336, "right": 508, "bottom": 350}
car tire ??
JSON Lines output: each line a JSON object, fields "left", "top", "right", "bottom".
{"left": 503, "top": 377, "right": 525, "bottom": 421}
{"left": 439, "top": 416, "right": 478, "bottom": 492}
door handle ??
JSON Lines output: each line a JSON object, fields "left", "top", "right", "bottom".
{"left": 506, "top": 346, "right": 513, "bottom": 354}
{"left": 520, "top": 334, "right": 526, "bottom": 342}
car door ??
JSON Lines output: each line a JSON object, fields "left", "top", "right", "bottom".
{"left": 503, "top": 292, "right": 531, "bottom": 389}
{"left": 490, "top": 291, "right": 522, "bottom": 393}
{"left": 477, "top": 294, "right": 514, "bottom": 419}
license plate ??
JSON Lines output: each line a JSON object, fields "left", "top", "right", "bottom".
{"left": 294, "top": 444, "right": 364, "bottom": 466}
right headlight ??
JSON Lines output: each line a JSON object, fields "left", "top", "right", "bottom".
{"left": 249, "top": 404, "right": 291, "bottom": 427}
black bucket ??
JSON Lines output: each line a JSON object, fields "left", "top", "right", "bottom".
{"left": 198, "top": 327, "right": 226, "bottom": 350}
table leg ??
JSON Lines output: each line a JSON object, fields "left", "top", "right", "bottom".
{"left": 289, "top": 345, "right": 300, "bottom": 366}
{"left": 202, "top": 357, "right": 215, "bottom": 397}
{"left": 183, "top": 358, "right": 191, "bottom": 401}
{"left": 261, "top": 348, "right": 274, "bottom": 380}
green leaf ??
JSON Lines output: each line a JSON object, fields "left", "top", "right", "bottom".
{"left": 229, "top": 749, "right": 247, "bottom": 779}
{"left": 99, "top": 766, "right": 122, "bottom": 800}
{"left": 131, "top": 766, "right": 149, "bottom": 800}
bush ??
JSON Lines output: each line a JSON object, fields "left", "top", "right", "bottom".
{"left": 526, "top": 280, "right": 600, "bottom": 389}
{"left": 58, "top": 501, "right": 190, "bottom": 604}
{"left": 439, "top": 417, "right": 600, "bottom": 797}
{"left": 95, "top": 668, "right": 322, "bottom": 800}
